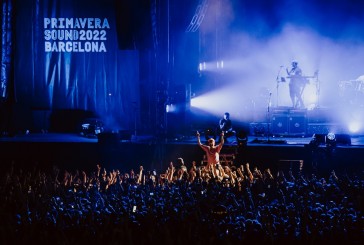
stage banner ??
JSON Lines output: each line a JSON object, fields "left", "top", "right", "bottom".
{"left": 14, "top": 0, "right": 140, "bottom": 131}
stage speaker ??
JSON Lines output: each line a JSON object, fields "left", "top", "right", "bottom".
{"left": 335, "top": 134, "right": 351, "bottom": 145}
{"left": 289, "top": 116, "right": 306, "bottom": 136}
{"left": 271, "top": 114, "right": 288, "bottom": 135}
{"left": 310, "top": 133, "right": 351, "bottom": 146}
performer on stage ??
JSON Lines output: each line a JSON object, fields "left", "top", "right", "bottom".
{"left": 218, "top": 112, "right": 235, "bottom": 140}
{"left": 219, "top": 112, "right": 233, "bottom": 134}
{"left": 286, "top": 61, "right": 306, "bottom": 108}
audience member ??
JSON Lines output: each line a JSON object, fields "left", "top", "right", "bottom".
{"left": 0, "top": 159, "right": 362, "bottom": 244}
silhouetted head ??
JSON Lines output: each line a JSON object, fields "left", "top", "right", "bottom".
{"left": 224, "top": 112, "right": 230, "bottom": 120}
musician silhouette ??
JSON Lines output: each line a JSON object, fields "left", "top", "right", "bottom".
{"left": 286, "top": 61, "right": 306, "bottom": 108}
{"left": 218, "top": 112, "right": 235, "bottom": 142}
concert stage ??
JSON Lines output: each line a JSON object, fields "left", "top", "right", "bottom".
{"left": 0, "top": 131, "right": 363, "bottom": 176}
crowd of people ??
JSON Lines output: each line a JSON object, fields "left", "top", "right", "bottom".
{"left": 0, "top": 155, "right": 362, "bottom": 244}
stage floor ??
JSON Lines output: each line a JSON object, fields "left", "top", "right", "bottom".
{"left": 0, "top": 132, "right": 363, "bottom": 174}
{"left": 1, "top": 132, "right": 364, "bottom": 146}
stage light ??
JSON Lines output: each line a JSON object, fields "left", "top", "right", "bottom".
{"left": 348, "top": 121, "right": 361, "bottom": 133}
{"left": 166, "top": 104, "right": 177, "bottom": 113}
{"left": 198, "top": 60, "right": 225, "bottom": 72}
{"left": 326, "top": 132, "right": 335, "bottom": 141}
{"left": 198, "top": 62, "right": 206, "bottom": 72}
{"left": 308, "top": 133, "right": 351, "bottom": 148}
{"left": 325, "top": 132, "right": 336, "bottom": 148}
{"left": 190, "top": 94, "right": 210, "bottom": 108}
{"left": 190, "top": 88, "right": 241, "bottom": 115}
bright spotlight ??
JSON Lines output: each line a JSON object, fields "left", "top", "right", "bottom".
{"left": 190, "top": 88, "right": 243, "bottom": 116}
{"left": 166, "top": 104, "right": 177, "bottom": 113}
{"left": 190, "top": 95, "right": 211, "bottom": 109}
{"left": 198, "top": 60, "right": 224, "bottom": 72}
{"left": 198, "top": 62, "right": 206, "bottom": 72}
{"left": 348, "top": 121, "right": 361, "bottom": 133}
{"left": 326, "top": 132, "right": 336, "bottom": 148}
{"left": 326, "top": 132, "right": 335, "bottom": 141}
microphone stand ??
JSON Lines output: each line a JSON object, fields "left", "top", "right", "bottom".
{"left": 276, "top": 66, "right": 283, "bottom": 107}
{"left": 314, "top": 70, "right": 320, "bottom": 108}
{"left": 267, "top": 92, "right": 272, "bottom": 143}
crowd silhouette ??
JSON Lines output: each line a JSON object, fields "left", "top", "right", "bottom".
{"left": 0, "top": 157, "right": 362, "bottom": 244}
